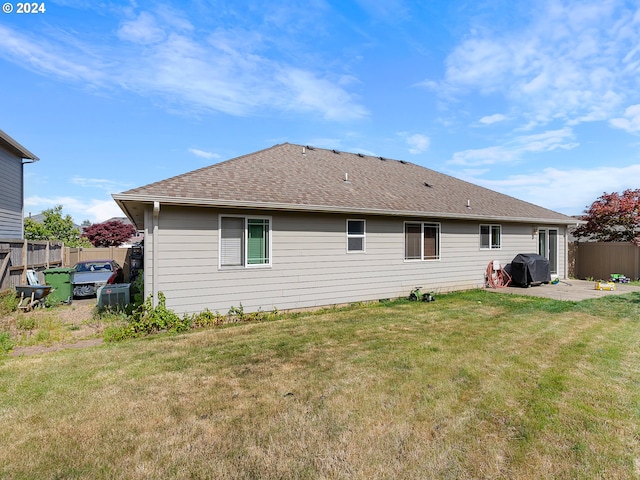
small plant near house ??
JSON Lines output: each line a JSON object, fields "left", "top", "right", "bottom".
{"left": 130, "top": 270, "right": 144, "bottom": 308}
{"left": 104, "top": 292, "right": 189, "bottom": 342}
{"left": 190, "top": 309, "right": 225, "bottom": 328}
{"left": 227, "top": 304, "right": 280, "bottom": 323}
{"left": 227, "top": 303, "right": 245, "bottom": 321}
{"left": 103, "top": 295, "right": 282, "bottom": 342}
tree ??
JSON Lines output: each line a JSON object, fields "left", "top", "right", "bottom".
{"left": 83, "top": 220, "right": 136, "bottom": 247}
{"left": 24, "top": 205, "right": 92, "bottom": 247}
{"left": 573, "top": 189, "right": 640, "bottom": 245}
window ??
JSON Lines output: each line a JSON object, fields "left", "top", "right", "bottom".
{"left": 404, "top": 222, "right": 440, "bottom": 260}
{"left": 480, "top": 224, "right": 501, "bottom": 249}
{"left": 220, "top": 216, "right": 271, "bottom": 268}
{"left": 347, "top": 219, "right": 365, "bottom": 252}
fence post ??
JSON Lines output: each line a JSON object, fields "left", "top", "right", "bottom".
{"left": 0, "top": 244, "right": 10, "bottom": 292}
{"left": 21, "top": 238, "right": 28, "bottom": 284}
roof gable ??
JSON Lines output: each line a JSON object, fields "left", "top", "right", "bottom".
{"left": 114, "top": 143, "right": 575, "bottom": 227}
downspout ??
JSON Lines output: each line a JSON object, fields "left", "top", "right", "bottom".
{"left": 153, "top": 201, "right": 160, "bottom": 307}
{"left": 564, "top": 225, "right": 569, "bottom": 280}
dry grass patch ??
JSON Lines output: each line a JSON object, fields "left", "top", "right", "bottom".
{"left": 1, "top": 291, "right": 640, "bottom": 478}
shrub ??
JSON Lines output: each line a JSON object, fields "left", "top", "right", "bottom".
{"left": 0, "top": 290, "right": 19, "bottom": 316}
{"left": 104, "top": 292, "right": 189, "bottom": 342}
{"left": 130, "top": 270, "right": 144, "bottom": 307}
{"left": 190, "top": 309, "right": 225, "bottom": 328}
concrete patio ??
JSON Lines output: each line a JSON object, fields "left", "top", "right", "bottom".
{"left": 487, "top": 279, "right": 640, "bottom": 301}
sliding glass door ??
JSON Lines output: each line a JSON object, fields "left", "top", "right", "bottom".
{"left": 538, "top": 228, "right": 558, "bottom": 275}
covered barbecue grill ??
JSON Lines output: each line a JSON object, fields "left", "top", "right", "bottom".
{"left": 509, "top": 253, "right": 551, "bottom": 287}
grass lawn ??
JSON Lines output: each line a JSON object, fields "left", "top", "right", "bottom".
{"left": 1, "top": 290, "right": 640, "bottom": 479}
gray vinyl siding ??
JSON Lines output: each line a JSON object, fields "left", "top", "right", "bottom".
{"left": 0, "top": 147, "right": 24, "bottom": 238}
{"left": 143, "top": 206, "right": 566, "bottom": 314}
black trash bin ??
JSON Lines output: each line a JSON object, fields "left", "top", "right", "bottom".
{"left": 509, "top": 253, "right": 551, "bottom": 287}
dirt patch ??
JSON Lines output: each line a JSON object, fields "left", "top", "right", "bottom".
{"left": 2, "top": 298, "right": 105, "bottom": 357}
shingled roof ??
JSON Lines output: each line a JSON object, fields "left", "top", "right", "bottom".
{"left": 113, "top": 143, "right": 576, "bottom": 229}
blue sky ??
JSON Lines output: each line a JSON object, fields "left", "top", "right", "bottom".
{"left": 2, "top": 0, "right": 640, "bottom": 223}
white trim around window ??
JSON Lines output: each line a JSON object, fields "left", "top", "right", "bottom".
{"left": 480, "top": 224, "right": 501, "bottom": 250}
{"left": 346, "top": 219, "right": 366, "bottom": 253}
{"left": 219, "top": 214, "right": 272, "bottom": 269}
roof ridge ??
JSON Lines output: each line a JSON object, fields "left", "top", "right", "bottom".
{"left": 115, "top": 142, "right": 576, "bottom": 226}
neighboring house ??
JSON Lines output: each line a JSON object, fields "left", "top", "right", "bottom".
{"left": 0, "top": 130, "right": 39, "bottom": 239}
{"left": 113, "top": 143, "right": 579, "bottom": 314}
{"left": 25, "top": 213, "right": 81, "bottom": 230}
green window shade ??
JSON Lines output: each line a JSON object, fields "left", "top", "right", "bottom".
{"left": 247, "top": 219, "right": 269, "bottom": 265}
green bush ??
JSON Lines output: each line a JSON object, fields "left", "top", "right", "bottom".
{"left": 104, "top": 292, "right": 189, "bottom": 342}
{"left": 130, "top": 270, "right": 144, "bottom": 307}
{"left": 104, "top": 293, "right": 281, "bottom": 342}
{"left": 0, "top": 290, "right": 19, "bottom": 316}
{"left": 190, "top": 309, "right": 225, "bottom": 328}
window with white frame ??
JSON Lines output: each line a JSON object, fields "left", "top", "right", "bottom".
{"left": 220, "top": 216, "right": 271, "bottom": 268}
{"left": 404, "top": 222, "right": 440, "bottom": 260}
{"left": 480, "top": 224, "right": 501, "bottom": 249}
{"left": 347, "top": 219, "right": 365, "bottom": 252}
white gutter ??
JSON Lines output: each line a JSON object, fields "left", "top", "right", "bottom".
{"left": 152, "top": 201, "right": 160, "bottom": 307}
{"left": 113, "top": 193, "right": 578, "bottom": 226}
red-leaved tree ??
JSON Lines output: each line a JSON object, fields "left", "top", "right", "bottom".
{"left": 574, "top": 189, "right": 640, "bottom": 245}
{"left": 83, "top": 220, "right": 137, "bottom": 247}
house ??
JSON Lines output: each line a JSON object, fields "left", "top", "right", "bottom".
{"left": 0, "top": 130, "right": 39, "bottom": 239}
{"left": 113, "top": 143, "right": 578, "bottom": 314}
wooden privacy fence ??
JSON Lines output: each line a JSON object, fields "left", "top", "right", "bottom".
{"left": 65, "top": 247, "right": 132, "bottom": 280}
{"left": 571, "top": 242, "right": 640, "bottom": 280}
{"left": 0, "top": 239, "right": 64, "bottom": 292}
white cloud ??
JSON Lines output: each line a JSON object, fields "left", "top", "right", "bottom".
{"left": 479, "top": 114, "right": 507, "bottom": 125}
{"left": 277, "top": 68, "right": 369, "bottom": 120}
{"left": 405, "top": 133, "right": 431, "bottom": 154}
{"left": 0, "top": 9, "right": 368, "bottom": 121}
{"left": 423, "top": 1, "right": 636, "bottom": 128}
{"left": 609, "top": 104, "right": 640, "bottom": 133}
{"left": 0, "top": 25, "right": 106, "bottom": 85}
{"left": 70, "top": 176, "right": 133, "bottom": 192}
{"left": 465, "top": 163, "right": 640, "bottom": 215}
{"left": 450, "top": 127, "right": 578, "bottom": 166}
{"left": 117, "top": 12, "right": 166, "bottom": 45}
{"left": 188, "top": 148, "right": 220, "bottom": 160}
{"left": 24, "top": 195, "right": 124, "bottom": 223}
